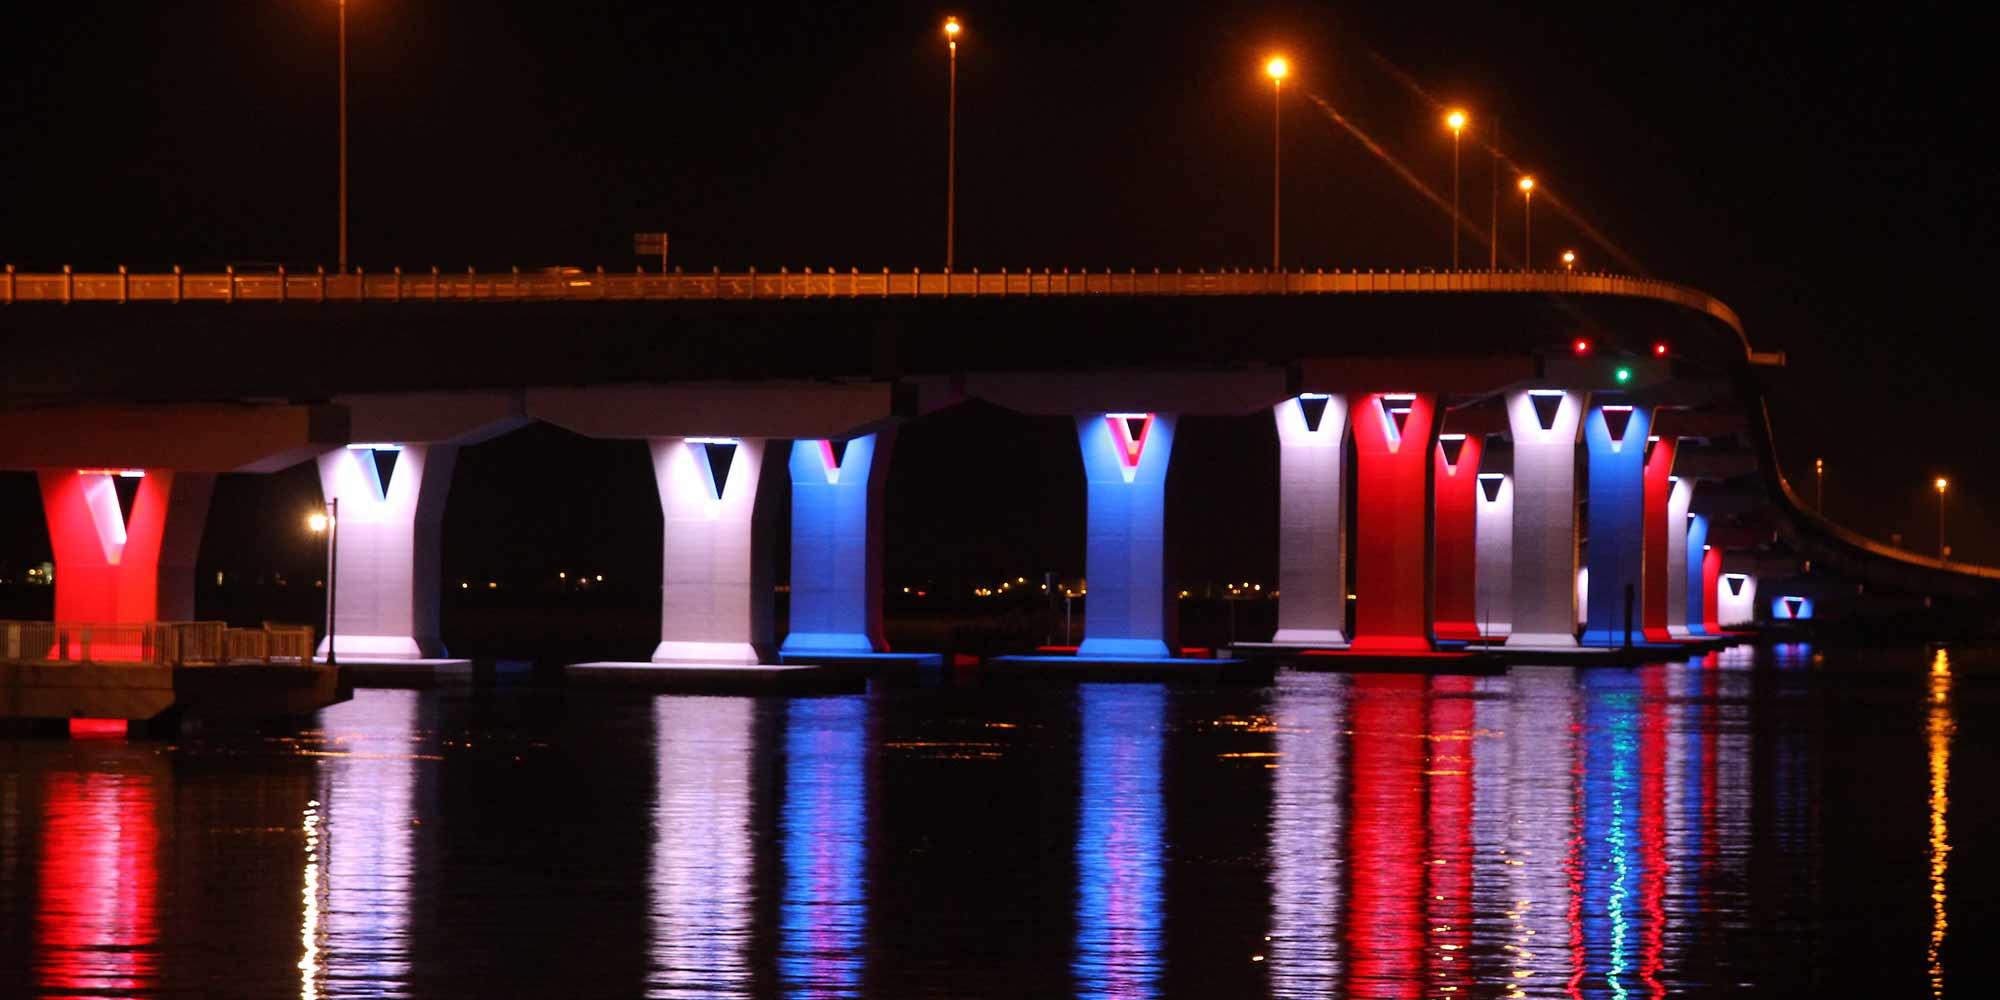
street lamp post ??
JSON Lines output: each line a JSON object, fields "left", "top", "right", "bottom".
{"left": 1446, "top": 110, "right": 1466, "bottom": 269}
{"left": 1815, "top": 458, "right": 1824, "bottom": 512}
{"left": 1266, "top": 56, "right": 1288, "bottom": 272}
{"left": 1489, "top": 116, "right": 1500, "bottom": 270}
{"left": 1561, "top": 249, "right": 1575, "bottom": 272}
{"left": 944, "top": 16, "right": 960, "bottom": 272}
{"left": 1936, "top": 478, "right": 1949, "bottom": 559}
{"left": 309, "top": 500, "right": 339, "bottom": 665}
{"left": 1518, "top": 176, "right": 1536, "bottom": 266}
{"left": 337, "top": 0, "right": 348, "bottom": 274}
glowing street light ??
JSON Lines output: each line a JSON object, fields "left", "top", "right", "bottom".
{"left": 1562, "top": 249, "right": 1576, "bottom": 272}
{"left": 307, "top": 499, "right": 339, "bottom": 665}
{"left": 1518, "top": 176, "right": 1536, "bottom": 266}
{"left": 1815, "top": 457, "right": 1824, "bottom": 512}
{"left": 1446, "top": 109, "right": 1467, "bottom": 269}
{"left": 1266, "top": 55, "right": 1289, "bottom": 271}
{"left": 1936, "top": 477, "right": 1950, "bottom": 559}
{"left": 944, "top": 16, "right": 962, "bottom": 272}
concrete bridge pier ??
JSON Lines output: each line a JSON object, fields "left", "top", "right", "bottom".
{"left": 1431, "top": 430, "right": 1485, "bottom": 642}
{"left": 779, "top": 433, "right": 892, "bottom": 658}
{"left": 2, "top": 404, "right": 345, "bottom": 724}
{"left": 1473, "top": 465, "right": 1514, "bottom": 640}
{"left": 650, "top": 436, "right": 778, "bottom": 664}
{"left": 960, "top": 367, "right": 1284, "bottom": 674}
{"left": 316, "top": 444, "right": 456, "bottom": 662}
{"left": 1640, "top": 434, "right": 1682, "bottom": 643}
{"left": 39, "top": 468, "right": 212, "bottom": 625}
{"left": 1718, "top": 556, "right": 1759, "bottom": 628}
{"left": 311, "top": 392, "right": 526, "bottom": 679}
{"left": 1, "top": 402, "right": 336, "bottom": 633}
{"left": 1269, "top": 394, "right": 1349, "bottom": 647}
{"left": 536, "top": 381, "right": 906, "bottom": 690}
{"left": 1503, "top": 389, "right": 1585, "bottom": 650}
{"left": 1685, "top": 512, "right": 1716, "bottom": 636}
{"left": 1348, "top": 392, "right": 1439, "bottom": 653}
{"left": 1075, "top": 412, "right": 1177, "bottom": 659}
{"left": 1580, "top": 401, "right": 1653, "bottom": 647}
{"left": 1664, "top": 477, "right": 1696, "bottom": 639}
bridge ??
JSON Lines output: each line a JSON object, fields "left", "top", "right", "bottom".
{"left": 2, "top": 265, "right": 1990, "bottom": 713}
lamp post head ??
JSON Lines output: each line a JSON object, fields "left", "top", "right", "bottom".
{"left": 944, "top": 16, "right": 960, "bottom": 39}
{"left": 1446, "top": 109, "right": 1467, "bottom": 133}
{"left": 1518, "top": 176, "right": 1536, "bottom": 194}
{"left": 1936, "top": 477, "right": 1949, "bottom": 493}
{"left": 307, "top": 512, "right": 329, "bottom": 534}
{"left": 1266, "top": 56, "right": 1289, "bottom": 82}
{"left": 1561, "top": 250, "right": 1576, "bottom": 266}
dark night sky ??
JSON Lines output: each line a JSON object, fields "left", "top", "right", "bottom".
{"left": 1, "top": 1, "right": 1994, "bottom": 588}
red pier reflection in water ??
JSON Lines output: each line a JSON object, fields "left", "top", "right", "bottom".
{"left": 1346, "top": 674, "right": 1428, "bottom": 999}
{"left": 36, "top": 768, "right": 160, "bottom": 997}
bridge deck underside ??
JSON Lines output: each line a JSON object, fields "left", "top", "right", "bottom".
{"left": 4, "top": 294, "right": 1738, "bottom": 407}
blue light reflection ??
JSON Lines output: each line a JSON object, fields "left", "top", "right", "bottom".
{"left": 1074, "top": 684, "right": 1165, "bottom": 1000}
{"left": 778, "top": 695, "right": 870, "bottom": 998}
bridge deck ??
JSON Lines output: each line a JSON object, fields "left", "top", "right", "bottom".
{"left": 3, "top": 265, "right": 1744, "bottom": 344}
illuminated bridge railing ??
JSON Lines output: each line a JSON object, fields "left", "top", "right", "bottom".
{"left": 1, "top": 265, "right": 1745, "bottom": 338}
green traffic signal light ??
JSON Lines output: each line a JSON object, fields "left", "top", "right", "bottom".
{"left": 1614, "top": 366, "right": 1633, "bottom": 384}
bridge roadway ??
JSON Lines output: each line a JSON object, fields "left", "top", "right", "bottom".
{"left": 1, "top": 267, "right": 1754, "bottom": 402}
{"left": 0, "top": 266, "right": 1992, "bottom": 703}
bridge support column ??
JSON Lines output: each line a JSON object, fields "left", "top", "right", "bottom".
{"left": 1271, "top": 395, "right": 1348, "bottom": 646}
{"left": 1075, "top": 413, "right": 1176, "bottom": 659}
{"left": 1664, "top": 479, "right": 1694, "bottom": 638}
{"left": 1350, "top": 393, "right": 1437, "bottom": 653}
{"left": 39, "top": 468, "right": 212, "bottom": 624}
{"left": 651, "top": 436, "right": 776, "bottom": 664}
{"left": 1473, "top": 472, "right": 1513, "bottom": 639}
{"left": 1685, "top": 513, "right": 1712, "bottom": 636}
{"left": 1503, "top": 390, "right": 1584, "bottom": 649}
{"left": 1718, "top": 561, "right": 1757, "bottom": 628}
{"left": 1641, "top": 436, "right": 1680, "bottom": 643}
{"left": 1581, "top": 402, "right": 1652, "bottom": 647}
{"left": 1432, "top": 432, "right": 1484, "bottom": 642}
{"left": 780, "top": 433, "right": 891, "bottom": 657}
{"left": 316, "top": 444, "right": 456, "bottom": 659}
{"left": 1700, "top": 544, "right": 1722, "bottom": 634}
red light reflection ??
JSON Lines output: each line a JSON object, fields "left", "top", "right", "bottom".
{"left": 37, "top": 770, "right": 160, "bottom": 995}
{"left": 1347, "top": 674, "right": 1427, "bottom": 998}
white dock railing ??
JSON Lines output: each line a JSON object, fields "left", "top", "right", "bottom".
{"left": 0, "top": 620, "right": 315, "bottom": 666}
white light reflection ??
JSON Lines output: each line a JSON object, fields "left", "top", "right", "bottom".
{"left": 1266, "top": 673, "right": 1346, "bottom": 997}
{"left": 1503, "top": 666, "right": 1579, "bottom": 998}
{"left": 299, "top": 801, "right": 323, "bottom": 1000}
{"left": 649, "top": 697, "right": 756, "bottom": 998}
{"left": 1468, "top": 674, "right": 1512, "bottom": 990}
{"left": 313, "top": 689, "right": 418, "bottom": 996}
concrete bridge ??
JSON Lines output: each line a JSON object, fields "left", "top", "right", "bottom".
{"left": 2, "top": 265, "right": 1989, "bottom": 704}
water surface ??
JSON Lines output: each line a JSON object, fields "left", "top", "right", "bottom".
{"left": 1, "top": 643, "right": 1993, "bottom": 998}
